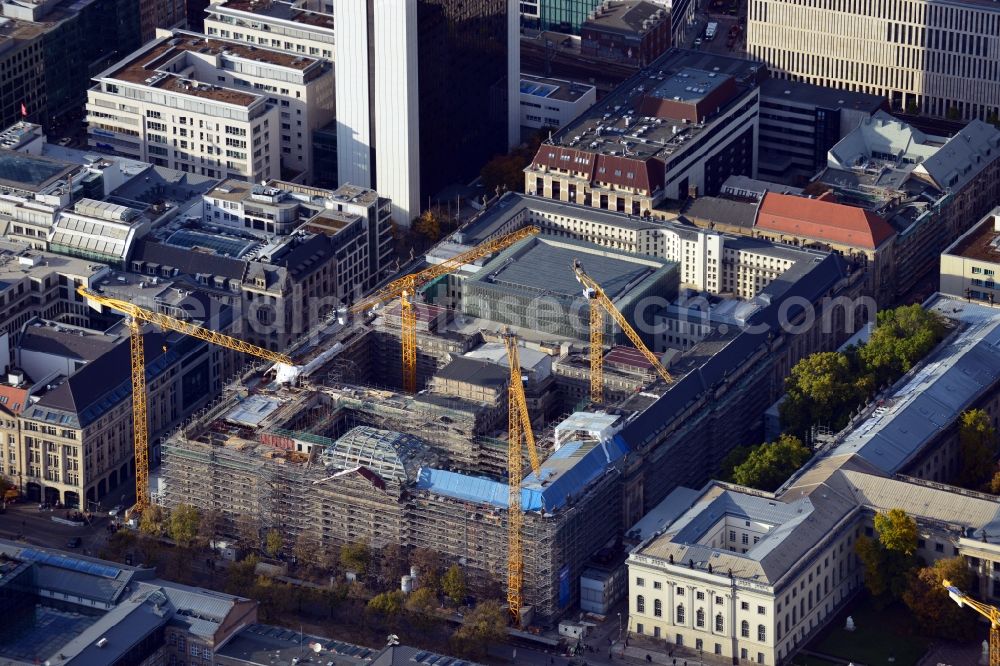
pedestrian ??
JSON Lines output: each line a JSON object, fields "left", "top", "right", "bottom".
{"left": 646, "top": 656, "right": 652, "bottom": 664}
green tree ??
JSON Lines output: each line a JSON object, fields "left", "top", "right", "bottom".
{"left": 958, "top": 409, "right": 998, "bottom": 488}
{"left": 405, "top": 585, "right": 439, "bottom": 616}
{"left": 265, "top": 529, "right": 283, "bottom": 559}
{"left": 225, "top": 556, "right": 259, "bottom": 597}
{"left": 902, "top": 556, "right": 978, "bottom": 640}
{"left": 856, "top": 509, "right": 919, "bottom": 605}
{"left": 441, "top": 563, "right": 467, "bottom": 605}
{"left": 168, "top": 503, "right": 200, "bottom": 547}
{"left": 139, "top": 505, "right": 168, "bottom": 537}
{"left": 859, "top": 305, "right": 945, "bottom": 383}
{"left": 451, "top": 600, "right": 508, "bottom": 658}
{"left": 720, "top": 445, "right": 751, "bottom": 480}
{"left": 340, "top": 542, "right": 371, "bottom": 575}
{"left": 730, "top": 434, "right": 812, "bottom": 491}
{"left": 780, "top": 352, "right": 865, "bottom": 436}
{"left": 367, "top": 590, "right": 405, "bottom": 616}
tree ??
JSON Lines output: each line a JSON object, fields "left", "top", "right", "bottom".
{"left": 168, "top": 504, "right": 200, "bottom": 547}
{"left": 367, "top": 590, "right": 405, "bottom": 616}
{"left": 780, "top": 352, "right": 864, "bottom": 436}
{"left": 730, "top": 434, "right": 812, "bottom": 491}
{"left": 225, "top": 556, "right": 259, "bottom": 597}
{"left": 480, "top": 154, "right": 528, "bottom": 194}
{"left": 859, "top": 305, "right": 945, "bottom": 383}
{"left": 856, "top": 509, "right": 919, "bottom": 605}
{"left": 378, "top": 543, "right": 406, "bottom": 585}
{"left": 340, "top": 542, "right": 371, "bottom": 575}
{"left": 0, "top": 474, "right": 13, "bottom": 503}
{"left": 265, "top": 529, "right": 283, "bottom": 559}
{"left": 902, "top": 556, "right": 978, "bottom": 640}
{"left": 236, "top": 514, "right": 260, "bottom": 552}
{"left": 452, "top": 600, "right": 507, "bottom": 658}
{"left": 991, "top": 466, "right": 1000, "bottom": 495}
{"left": 410, "top": 548, "right": 443, "bottom": 591}
{"left": 441, "top": 563, "right": 467, "bottom": 605}
{"left": 292, "top": 532, "right": 323, "bottom": 572}
{"left": 139, "top": 505, "right": 168, "bottom": 537}
{"left": 405, "top": 585, "right": 438, "bottom": 616}
{"left": 197, "top": 508, "right": 220, "bottom": 546}
{"left": 958, "top": 409, "right": 998, "bottom": 488}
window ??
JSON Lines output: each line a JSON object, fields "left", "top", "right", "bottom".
{"left": 758, "top": 653, "right": 765, "bottom": 664}
{"left": 741, "top": 601, "right": 750, "bottom": 610}
{"left": 758, "top": 605, "right": 766, "bottom": 615}
{"left": 935, "top": 542, "right": 944, "bottom": 553}
{"left": 653, "top": 626, "right": 660, "bottom": 638}
{"left": 653, "top": 581, "right": 662, "bottom": 590}
{"left": 741, "top": 620, "right": 750, "bottom": 638}
{"left": 742, "top": 533, "right": 749, "bottom": 545}
{"left": 676, "top": 604, "right": 685, "bottom": 623}
{"left": 654, "top": 599, "right": 662, "bottom": 617}
{"left": 636, "top": 595, "right": 645, "bottom": 613}
{"left": 696, "top": 608, "right": 705, "bottom": 627}
{"left": 715, "top": 596, "right": 723, "bottom": 604}
{"left": 636, "top": 623, "right": 644, "bottom": 635}
{"left": 715, "top": 613, "right": 724, "bottom": 632}
{"left": 758, "top": 624, "right": 766, "bottom": 641}
{"left": 696, "top": 591, "right": 705, "bottom": 600}
{"left": 636, "top": 577, "right": 645, "bottom": 587}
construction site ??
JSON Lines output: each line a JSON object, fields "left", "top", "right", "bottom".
{"left": 152, "top": 198, "right": 865, "bottom": 623}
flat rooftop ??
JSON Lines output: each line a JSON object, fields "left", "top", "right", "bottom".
{"left": 945, "top": 208, "right": 1000, "bottom": 264}
{"left": 107, "top": 31, "right": 323, "bottom": 106}
{"left": 520, "top": 74, "right": 595, "bottom": 103}
{"left": 759, "top": 77, "right": 886, "bottom": 112}
{"left": 583, "top": 0, "right": 668, "bottom": 34}
{"left": 476, "top": 237, "right": 659, "bottom": 300}
{"left": 214, "top": 0, "right": 334, "bottom": 30}
{"left": 541, "top": 48, "right": 761, "bottom": 161}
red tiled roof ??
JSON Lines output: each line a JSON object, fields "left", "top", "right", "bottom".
{"left": 756, "top": 193, "right": 895, "bottom": 250}
{"left": 0, "top": 385, "right": 29, "bottom": 414}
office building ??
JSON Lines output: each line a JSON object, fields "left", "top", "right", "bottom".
{"left": 580, "top": 1, "right": 672, "bottom": 68}
{"left": 203, "top": 0, "right": 335, "bottom": 61}
{"left": 139, "top": 0, "right": 186, "bottom": 42}
{"left": 940, "top": 207, "right": 1000, "bottom": 304}
{"left": 336, "top": 0, "right": 520, "bottom": 225}
{"left": 0, "top": 0, "right": 141, "bottom": 133}
{"left": 757, "top": 78, "right": 886, "bottom": 185}
{"left": 0, "top": 540, "right": 256, "bottom": 665}
{"left": 747, "top": 0, "right": 1000, "bottom": 121}
{"left": 525, "top": 49, "right": 763, "bottom": 212}
{"left": 86, "top": 30, "right": 337, "bottom": 182}
{"left": 519, "top": 75, "right": 597, "bottom": 132}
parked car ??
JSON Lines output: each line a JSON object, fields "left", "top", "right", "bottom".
{"left": 57, "top": 137, "right": 72, "bottom": 147}
{"left": 108, "top": 504, "right": 123, "bottom": 517}
{"left": 66, "top": 537, "right": 82, "bottom": 548}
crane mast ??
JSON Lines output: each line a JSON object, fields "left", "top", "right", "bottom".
{"left": 572, "top": 259, "right": 672, "bottom": 403}
{"left": 502, "top": 329, "right": 541, "bottom": 623}
{"left": 944, "top": 580, "right": 1000, "bottom": 666}
{"left": 351, "top": 226, "right": 540, "bottom": 393}
{"left": 78, "top": 286, "right": 293, "bottom": 512}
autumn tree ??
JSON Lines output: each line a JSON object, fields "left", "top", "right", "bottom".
{"left": 168, "top": 503, "right": 200, "bottom": 547}
{"left": 225, "top": 555, "right": 259, "bottom": 597}
{"left": 340, "top": 542, "right": 371, "bottom": 576}
{"left": 367, "top": 590, "right": 405, "bottom": 616}
{"left": 265, "top": 529, "right": 283, "bottom": 559}
{"left": 958, "top": 409, "right": 998, "bottom": 489}
{"left": 236, "top": 514, "right": 260, "bottom": 552}
{"left": 0, "top": 475, "right": 13, "bottom": 503}
{"left": 451, "top": 600, "right": 508, "bottom": 658}
{"left": 378, "top": 543, "right": 406, "bottom": 586}
{"left": 197, "top": 508, "right": 220, "bottom": 546}
{"left": 441, "top": 563, "right": 468, "bottom": 605}
{"left": 405, "top": 585, "right": 438, "bottom": 616}
{"left": 902, "top": 557, "right": 978, "bottom": 640}
{"left": 730, "top": 434, "right": 812, "bottom": 491}
{"left": 414, "top": 209, "right": 443, "bottom": 242}
{"left": 856, "top": 509, "right": 919, "bottom": 606}
{"left": 139, "top": 505, "right": 168, "bottom": 537}
{"left": 292, "top": 532, "right": 323, "bottom": 572}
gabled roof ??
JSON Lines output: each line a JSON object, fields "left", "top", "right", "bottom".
{"left": 757, "top": 192, "right": 895, "bottom": 249}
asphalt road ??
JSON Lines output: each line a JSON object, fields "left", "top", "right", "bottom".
{"left": 0, "top": 501, "right": 114, "bottom": 555}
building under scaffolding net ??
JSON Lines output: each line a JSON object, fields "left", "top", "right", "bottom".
{"left": 159, "top": 370, "right": 632, "bottom": 619}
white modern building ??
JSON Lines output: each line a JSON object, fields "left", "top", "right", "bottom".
{"left": 747, "top": 0, "right": 1000, "bottom": 121}
{"left": 86, "top": 30, "right": 335, "bottom": 182}
{"left": 519, "top": 74, "right": 597, "bottom": 131}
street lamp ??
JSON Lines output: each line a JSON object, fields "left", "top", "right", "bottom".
{"left": 617, "top": 611, "right": 622, "bottom": 642}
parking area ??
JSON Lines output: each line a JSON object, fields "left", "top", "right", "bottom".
{"left": 683, "top": 1, "right": 747, "bottom": 57}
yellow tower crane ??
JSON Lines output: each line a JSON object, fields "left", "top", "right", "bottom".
{"left": 501, "top": 328, "right": 541, "bottom": 624}
{"left": 78, "top": 285, "right": 293, "bottom": 513}
{"left": 572, "top": 259, "right": 672, "bottom": 404}
{"left": 350, "top": 226, "right": 540, "bottom": 393}
{"left": 944, "top": 579, "right": 1000, "bottom": 666}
